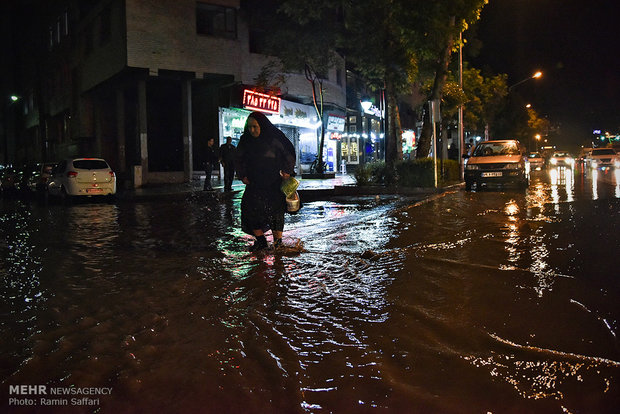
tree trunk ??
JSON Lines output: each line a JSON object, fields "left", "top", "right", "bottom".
{"left": 416, "top": 20, "right": 456, "bottom": 159}
{"left": 316, "top": 118, "right": 325, "bottom": 174}
{"left": 384, "top": 81, "right": 403, "bottom": 167}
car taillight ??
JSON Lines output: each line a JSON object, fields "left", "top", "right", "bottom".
{"left": 67, "top": 171, "right": 78, "bottom": 178}
{"left": 109, "top": 171, "right": 115, "bottom": 178}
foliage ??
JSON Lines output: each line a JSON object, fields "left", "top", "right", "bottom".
{"left": 354, "top": 162, "right": 391, "bottom": 186}
{"left": 424, "top": 65, "right": 509, "bottom": 137}
{"left": 265, "top": 0, "right": 489, "bottom": 165}
{"left": 527, "top": 107, "right": 551, "bottom": 137}
{"left": 355, "top": 159, "right": 459, "bottom": 188}
{"left": 395, "top": 158, "right": 435, "bottom": 187}
{"left": 461, "top": 66, "right": 508, "bottom": 136}
{"left": 414, "top": 1, "right": 489, "bottom": 159}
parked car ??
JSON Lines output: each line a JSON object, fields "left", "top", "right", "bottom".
{"left": 586, "top": 148, "right": 619, "bottom": 170}
{"left": 47, "top": 158, "right": 116, "bottom": 199}
{"left": 0, "top": 165, "right": 20, "bottom": 194}
{"left": 549, "top": 151, "right": 574, "bottom": 168}
{"left": 464, "top": 140, "right": 529, "bottom": 191}
{"left": 527, "top": 152, "right": 545, "bottom": 171}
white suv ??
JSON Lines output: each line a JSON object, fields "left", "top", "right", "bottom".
{"left": 48, "top": 158, "right": 116, "bottom": 198}
{"left": 587, "top": 148, "right": 619, "bottom": 170}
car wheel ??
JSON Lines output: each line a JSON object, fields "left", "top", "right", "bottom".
{"left": 60, "top": 187, "right": 72, "bottom": 204}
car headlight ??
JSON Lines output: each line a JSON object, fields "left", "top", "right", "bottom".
{"left": 505, "top": 163, "right": 521, "bottom": 170}
{"left": 550, "top": 158, "right": 557, "bottom": 165}
{"left": 466, "top": 164, "right": 479, "bottom": 170}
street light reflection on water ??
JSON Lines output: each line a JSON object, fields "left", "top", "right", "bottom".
{"left": 1, "top": 172, "right": 619, "bottom": 412}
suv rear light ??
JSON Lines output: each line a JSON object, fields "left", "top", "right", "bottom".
{"left": 67, "top": 171, "right": 78, "bottom": 178}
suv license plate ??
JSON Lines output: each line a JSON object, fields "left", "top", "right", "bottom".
{"left": 86, "top": 188, "right": 103, "bottom": 194}
{"left": 481, "top": 172, "right": 502, "bottom": 177}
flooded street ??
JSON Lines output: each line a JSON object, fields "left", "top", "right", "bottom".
{"left": 2, "top": 167, "right": 619, "bottom": 413}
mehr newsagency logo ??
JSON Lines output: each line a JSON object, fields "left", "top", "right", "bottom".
{"left": 8, "top": 384, "right": 112, "bottom": 407}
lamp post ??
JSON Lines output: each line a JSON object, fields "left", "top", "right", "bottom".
{"left": 535, "top": 134, "right": 541, "bottom": 152}
{"left": 509, "top": 71, "right": 542, "bottom": 91}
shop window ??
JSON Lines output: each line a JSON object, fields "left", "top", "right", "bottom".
{"left": 196, "top": 3, "right": 237, "bottom": 40}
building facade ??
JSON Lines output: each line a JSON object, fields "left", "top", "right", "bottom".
{"left": 5, "top": 0, "right": 349, "bottom": 186}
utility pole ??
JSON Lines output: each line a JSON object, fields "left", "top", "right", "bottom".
{"left": 458, "top": 31, "right": 464, "bottom": 180}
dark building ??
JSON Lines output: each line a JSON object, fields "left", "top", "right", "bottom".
{"left": 3, "top": 0, "right": 349, "bottom": 187}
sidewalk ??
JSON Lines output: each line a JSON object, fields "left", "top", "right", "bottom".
{"left": 116, "top": 172, "right": 462, "bottom": 202}
{"left": 116, "top": 173, "right": 359, "bottom": 202}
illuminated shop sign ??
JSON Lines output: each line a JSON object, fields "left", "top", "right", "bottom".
{"left": 326, "top": 114, "right": 345, "bottom": 132}
{"left": 330, "top": 132, "right": 342, "bottom": 140}
{"left": 243, "top": 89, "right": 281, "bottom": 114}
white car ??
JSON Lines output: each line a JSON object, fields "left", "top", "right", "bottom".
{"left": 587, "top": 148, "right": 619, "bottom": 170}
{"left": 48, "top": 158, "right": 116, "bottom": 198}
{"left": 549, "top": 151, "right": 574, "bottom": 168}
{"left": 527, "top": 152, "right": 545, "bottom": 171}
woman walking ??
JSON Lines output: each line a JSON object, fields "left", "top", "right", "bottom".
{"left": 235, "top": 111, "right": 296, "bottom": 251}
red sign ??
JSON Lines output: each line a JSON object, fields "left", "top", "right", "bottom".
{"left": 242, "top": 89, "right": 281, "bottom": 114}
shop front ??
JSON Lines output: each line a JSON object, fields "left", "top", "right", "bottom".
{"left": 218, "top": 88, "right": 325, "bottom": 175}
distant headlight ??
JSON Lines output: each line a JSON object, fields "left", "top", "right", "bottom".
{"left": 550, "top": 158, "right": 557, "bottom": 165}
{"left": 466, "top": 164, "right": 479, "bottom": 170}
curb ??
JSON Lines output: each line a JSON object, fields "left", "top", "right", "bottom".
{"left": 116, "top": 182, "right": 465, "bottom": 202}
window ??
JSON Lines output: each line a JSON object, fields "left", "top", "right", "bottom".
{"left": 73, "top": 160, "right": 110, "bottom": 170}
{"left": 48, "top": 11, "right": 69, "bottom": 50}
{"left": 196, "top": 3, "right": 236, "bottom": 40}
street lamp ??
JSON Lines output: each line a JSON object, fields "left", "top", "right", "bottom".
{"left": 509, "top": 71, "right": 543, "bottom": 91}
{"left": 535, "top": 134, "right": 541, "bottom": 152}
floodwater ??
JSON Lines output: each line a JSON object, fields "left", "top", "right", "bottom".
{"left": 1, "top": 166, "right": 619, "bottom": 413}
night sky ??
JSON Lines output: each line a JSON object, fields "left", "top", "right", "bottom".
{"left": 471, "top": 0, "right": 619, "bottom": 148}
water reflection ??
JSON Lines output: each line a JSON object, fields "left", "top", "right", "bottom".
{"left": 1, "top": 181, "right": 618, "bottom": 413}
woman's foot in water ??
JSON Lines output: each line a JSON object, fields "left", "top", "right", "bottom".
{"left": 249, "top": 235, "right": 268, "bottom": 252}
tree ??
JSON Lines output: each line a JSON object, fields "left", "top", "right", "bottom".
{"left": 461, "top": 66, "right": 508, "bottom": 137}
{"left": 246, "top": 0, "right": 341, "bottom": 175}
{"left": 339, "top": 0, "right": 490, "bottom": 162}
{"left": 413, "top": 1, "right": 489, "bottom": 159}
{"left": 254, "top": 0, "right": 489, "bottom": 167}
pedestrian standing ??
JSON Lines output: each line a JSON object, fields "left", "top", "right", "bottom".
{"left": 219, "top": 136, "right": 236, "bottom": 192}
{"left": 203, "top": 137, "right": 218, "bottom": 191}
{"left": 466, "top": 138, "right": 475, "bottom": 156}
{"left": 235, "top": 111, "right": 296, "bottom": 251}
